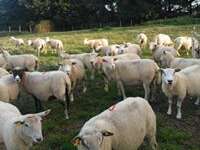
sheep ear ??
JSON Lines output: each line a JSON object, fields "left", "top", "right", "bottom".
{"left": 72, "top": 136, "right": 82, "bottom": 146}
{"left": 101, "top": 130, "right": 114, "bottom": 137}
{"left": 113, "top": 58, "right": 118, "bottom": 61}
{"left": 159, "top": 68, "right": 164, "bottom": 74}
{"left": 175, "top": 68, "right": 181, "bottom": 72}
{"left": 36, "top": 109, "right": 51, "bottom": 118}
{"left": 163, "top": 50, "right": 166, "bottom": 55}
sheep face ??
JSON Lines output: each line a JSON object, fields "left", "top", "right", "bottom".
{"left": 59, "top": 60, "right": 75, "bottom": 75}
{"left": 27, "top": 40, "right": 33, "bottom": 46}
{"left": 14, "top": 110, "right": 50, "bottom": 144}
{"left": 161, "top": 68, "right": 180, "bottom": 85}
{"left": 72, "top": 129, "right": 113, "bottom": 150}
{"left": 149, "top": 42, "right": 157, "bottom": 51}
{"left": 12, "top": 68, "right": 26, "bottom": 82}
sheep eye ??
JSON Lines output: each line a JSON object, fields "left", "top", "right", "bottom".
{"left": 24, "top": 123, "right": 29, "bottom": 127}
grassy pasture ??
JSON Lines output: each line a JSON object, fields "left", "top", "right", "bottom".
{"left": 0, "top": 23, "right": 200, "bottom": 150}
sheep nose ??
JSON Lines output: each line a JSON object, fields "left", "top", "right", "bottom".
{"left": 36, "top": 138, "right": 42, "bottom": 142}
{"left": 168, "top": 80, "right": 173, "bottom": 85}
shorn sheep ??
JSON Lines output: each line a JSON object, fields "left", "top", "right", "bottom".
{"left": 45, "top": 37, "right": 64, "bottom": 56}
{"left": 160, "top": 50, "right": 200, "bottom": 69}
{"left": 161, "top": 66, "right": 200, "bottom": 119}
{"left": 10, "top": 36, "right": 24, "bottom": 47}
{"left": 0, "top": 50, "right": 39, "bottom": 71}
{"left": 174, "top": 36, "right": 192, "bottom": 55}
{"left": 12, "top": 68, "right": 72, "bottom": 119}
{"left": 154, "top": 34, "right": 173, "bottom": 47}
{"left": 0, "top": 101, "right": 50, "bottom": 150}
{"left": 137, "top": 33, "right": 148, "bottom": 48}
{"left": 84, "top": 38, "right": 109, "bottom": 52}
{"left": 72, "top": 97, "right": 157, "bottom": 150}
{"left": 28, "top": 38, "right": 47, "bottom": 57}
{"left": 59, "top": 58, "right": 87, "bottom": 102}
{"left": 0, "top": 74, "right": 19, "bottom": 103}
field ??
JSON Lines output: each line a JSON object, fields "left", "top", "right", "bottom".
{"left": 0, "top": 21, "right": 200, "bottom": 150}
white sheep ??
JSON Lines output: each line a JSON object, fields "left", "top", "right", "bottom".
{"left": 12, "top": 68, "right": 72, "bottom": 119}
{"left": 174, "top": 36, "right": 192, "bottom": 55}
{"left": 72, "top": 97, "right": 157, "bottom": 150}
{"left": 0, "top": 67, "right": 9, "bottom": 78}
{"left": 137, "top": 33, "right": 148, "bottom": 48}
{"left": 0, "top": 101, "right": 50, "bottom": 150}
{"left": 10, "top": 36, "right": 24, "bottom": 47}
{"left": 59, "top": 58, "right": 87, "bottom": 102}
{"left": 60, "top": 52, "right": 98, "bottom": 80}
{"left": 160, "top": 50, "right": 200, "bottom": 69}
{"left": 0, "top": 50, "right": 39, "bottom": 71}
{"left": 161, "top": 66, "right": 200, "bottom": 119}
{"left": 28, "top": 38, "right": 47, "bottom": 56}
{"left": 0, "top": 74, "right": 19, "bottom": 103}
{"left": 90, "top": 53, "right": 141, "bottom": 92}
{"left": 84, "top": 38, "right": 109, "bottom": 52}
{"left": 154, "top": 34, "right": 173, "bottom": 47}
{"left": 192, "top": 37, "right": 200, "bottom": 58}
{"left": 149, "top": 42, "right": 178, "bottom": 64}
{"left": 45, "top": 37, "right": 64, "bottom": 55}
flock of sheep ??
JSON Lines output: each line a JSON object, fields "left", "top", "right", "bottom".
{"left": 0, "top": 30, "right": 199, "bottom": 150}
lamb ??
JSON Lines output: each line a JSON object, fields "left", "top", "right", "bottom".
{"left": 45, "top": 37, "right": 64, "bottom": 56}
{"left": 137, "top": 33, "right": 148, "bottom": 48}
{"left": 59, "top": 58, "right": 87, "bottom": 102}
{"left": 149, "top": 42, "right": 178, "bottom": 64}
{"left": 90, "top": 53, "right": 141, "bottom": 92}
{"left": 84, "top": 38, "right": 109, "bottom": 52}
{"left": 60, "top": 52, "right": 98, "bottom": 80}
{"left": 160, "top": 50, "right": 200, "bottom": 69}
{"left": 10, "top": 36, "right": 24, "bottom": 47}
{"left": 0, "top": 67, "right": 9, "bottom": 78}
{"left": 154, "top": 34, "right": 173, "bottom": 47}
{"left": 72, "top": 97, "right": 157, "bottom": 150}
{"left": 0, "top": 50, "right": 39, "bottom": 71}
{"left": 28, "top": 38, "right": 47, "bottom": 56}
{"left": 12, "top": 68, "right": 72, "bottom": 119}
{"left": 0, "top": 74, "right": 19, "bottom": 103}
{"left": 0, "top": 101, "right": 50, "bottom": 150}
{"left": 113, "top": 59, "right": 160, "bottom": 100}
{"left": 161, "top": 66, "right": 200, "bottom": 119}
{"left": 174, "top": 36, "right": 192, "bottom": 55}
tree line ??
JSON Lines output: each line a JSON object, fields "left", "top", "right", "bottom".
{"left": 0, "top": 0, "right": 199, "bottom": 31}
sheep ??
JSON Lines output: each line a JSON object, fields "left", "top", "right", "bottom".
{"left": 149, "top": 42, "right": 178, "bottom": 64}
{"left": 10, "top": 36, "right": 24, "bottom": 47}
{"left": 161, "top": 66, "right": 200, "bottom": 119}
{"left": 90, "top": 53, "right": 141, "bottom": 92}
{"left": 0, "top": 67, "right": 9, "bottom": 78}
{"left": 0, "top": 101, "right": 50, "bottom": 150}
{"left": 0, "top": 50, "right": 39, "bottom": 71}
{"left": 0, "top": 74, "right": 19, "bottom": 103}
{"left": 72, "top": 97, "right": 157, "bottom": 150}
{"left": 160, "top": 50, "right": 200, "bottom": 69}
{"left": 112, "top": 59, "right": 160, "bottom": 100}
{"left": 154, "top": 34, "right": 173, "bottom": 47}
{"left": 137, "top": 33, "right": 148, "bottom": 48}
{"left": 60, "top": 52, "right": 98, "bottom": 80}
{"left": 174, "top": 36, "right": 192, "bottom": 55}
{"left": 192, "top": 37, "right": 200, "bottom": 58}
{"left": 84, "top": 38, "right": 109, "bottom": 52}
{"left": 59, "top": 58, "right": 87, "bottom": 102}
{"left": 95, "top": 44, "right": 120, "bottom": 56}
{"left": 28, "top": 38, "right": 46, "bottom": 57}
{"left": 45, "top": 37, "right": 64, "bottom": 56}
{"left": 12, "top": 68, "right": 72, "bottom": 119}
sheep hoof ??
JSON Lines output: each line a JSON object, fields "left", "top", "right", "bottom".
{"left": 65, "top": 115, "right": 69, "bottom": 119}
{"left": 194, "top": 100, "right": 199, "bottom": 106}
{"left": 176, "top": 114, "right": 182, "bottom": 119}
{"left": 83, "top": 87, "right": 87, "bottom": 93}
{"left": 104, "top": 86, "right": 109, "bottom": 92}
{"left": 90, "top": 76, "right": 94, "bottom": 80}
{"left": 167, "top": 110, "right": 172, "bottom": 115}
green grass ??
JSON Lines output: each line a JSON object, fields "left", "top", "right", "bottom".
{"left": 0, "top": 20, "right": 200, "bottom": 150}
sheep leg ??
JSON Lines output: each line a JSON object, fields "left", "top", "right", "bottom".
{"left": 143, "top": 83, "right": 150, "bottom": 100}
{"left": 90, "top": 69, "right": 95, "bottom": 80}
{"left": 64, "top": 97, "right": 70, "bottom": 119}
{"left": 33, "top": 96, "right": 43, "bottom": 112}
{"left": 118, "top": 80, "right": 126, "bottom": 99}
{"left": 148, "top": 135, "right": 158, "bottom": 150}
{"left": 176, "top": 98, "right": 183, "bottom": 119}
{"left": 167, "top": 97, "right": 173, "bottom": 115}
{"left": 37, "top": 49, "right": 40, "bottom": 57}
{"left": 195, "top": 97, "right": 200, "bottom": 105}
{"left": 103, "top": 76, "right": 109, "bottom": 92}
{"left": 82, "top": 77, "right": 87, "bottom": 93}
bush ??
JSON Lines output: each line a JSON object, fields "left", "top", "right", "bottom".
{"left": 34, "top": 20, "right": 54, "bottom": 33}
